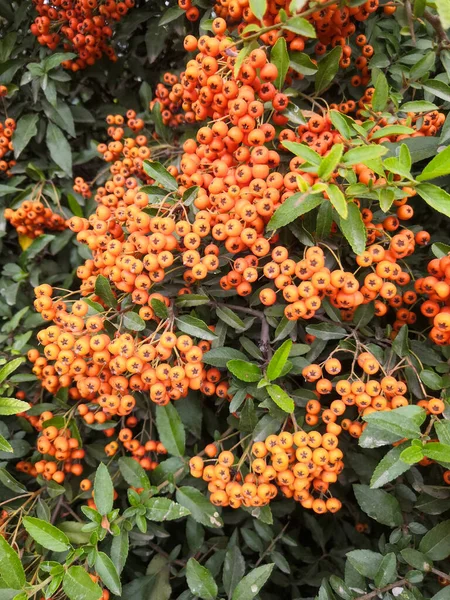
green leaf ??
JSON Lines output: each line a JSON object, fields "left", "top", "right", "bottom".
{"left": 267, "top": 384, "right": 295, "bottom": 413}
{"left": 231, "top": 564, "right": 274, "bottom": 600}
{"left": 19, "top": 234, "right": 55, "bottom": 268}
{"left": 436, "top": 0, "right": 450, "bottom": 29}
{"left": 435, "top": 421, "right": 450, "bottom": 445}
{"left": 271, "top": 37, "right": 289, "bottom": 89}
{"left": 227, "top": 360, "right": 262, "bottom": 383}
{"left": 159, "top": 5, "right": 184, "bottom": 25}
{"left": 22, "top": 517, "right": 71, "bottom": 552}
{"left": 374, "top": 553, "right": 397, "bottom": 588}
{"left": 400, "top": 444, "right": 424, "bottom": 465}
{"left": 146, "top": 497, "right": 191, "bottom": 521}
{"left": 176, "top": 316, "right": 217, "bottom": 340}
{"left": 338, "top": 202, "right": 367, "bottom": 255}
{"left": 151, "top": 298, "right": 169, "bottom": 319}
{"left": 216, "top": 306, "right": 246, "bottom": 330}
{"left": 0, "top": 536, "right": 26, "bottom": 590}
{"left": 0, "top": 436, "right": 13, "bottom": 453}
{"left": 432, "top": 242, "right": 450, "bottom": 258}
{"left": 122, "top": 311, "right": 146, "bottom": 332}
{"left": 420, "top": 368, "right": 443, "bottom": 390}
{"left": 46, "top": 122, "right": 72, "bottom": 175}
{"left": 267, "top": 340, "right": 292, "bottom": 381}
{"left": 343, "top": 144, "right": 388, "bottom": 166}
{"left": 94, "top": 463, "right": 114, "bottom": 516}
{"left": 268, "top": 193, "right": 323, "bottom": 230}
{"left": 305, "top": 322, "right": 347, "bottom": 340}
{"left": 143, "top": 160, "right": 178, "bottom": 192}
{"left": 0, "top": 357, "right": 25, "bottom": 385}
{"left": 327, "top": 184, "right": 348, "bottom": 219}
{"left": 346, "top": 549, "right": 383, "bottom": 579}
{"left": 353, "top": 484, "right": 402, "bottom": 526}
{"left": 223, "top": 546, "right": 245, "bottom": 598}
{"left": 43, "top": 52, "right": 76, "bottom": 71}
{"left": 371, "top": 125, "right": 415, "bottom": 140}
{"left": 95, "top": 552, "right": 121, "bottom": 596}
{"left": 175, "top": 294, "right": 210, "bottom": 308}
{"left": 392, "top": 324, "right": 410, "bottom": 358}
{"left": 94, "top": 275, "right": 117, "bottom": 308}
{"left": 410, "top": 51, "right": 435, "bottom": 80}
{"left": 423, "top": 442, "right": 450, "bottom": 464}
{"left": 370, "top": 444, "right": 411, "bottom": 488}
{"left": 400, "top": 100, "right": 438, "bottom": 113}
{"left": 111, "top": 530, "right": 129, "bottom": 575}
{"left": 282, "top": 16, "right": 316, "bottom": 37}
{"left": 401, "top": 548, "right": 433, "bottom": 572}
{"left": 419, "top": 520, "right": 450, "bottom": 560}
{"left": 118, "top": 457, "right": 150, "bottom": 489}
{"left": 186, "top": 558, "right": 218, "bottom": 600}
{"left": 318, "top": 145, "right": 343, "bottom": 181}
{"left": 63, "top": 566, "right": 102, "bottom": 600}
{"left": 182, "top": 185, "right": 199, "bottom": 207}
{"left": 372, "top": 69, "right": 389, "bottom": 112}
{"left": 418, "top": 146, "right": 450, "bottom": 181}
{"left": 0, "top": 397, "right": 30, "bottom": 416}
{"left": 289, "top": 52, "right": 318, "bottom": 76}
{"left": 330, "top": 110, "right": 354, "bottom": 139}
{"left": 176, "top": 486, "right": 223, "bottom": 528}
{"left": 203, "top": 347, "right": 248, "bottom": 367}
{"left": 315, "top": 47, "right": 342, "bottom": 94}
{"left": 13, "top": 113, "right": 39, "bottom": 158}
{"left": 155, "top": 403, "right": 185, "bottom": 456}
{"left": 363, "top": 406, "right": 425, "bottom": 439}
{"left": 249, "top": 0, "right": 267, "bottom": 20}
{"left": 282, "top": 141, "right": 321, "bottom": 165}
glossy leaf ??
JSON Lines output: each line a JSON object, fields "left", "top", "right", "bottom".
{"left": 155, "top": 402, "right": 186, "bottom": 457}
{"left": 23, "top": 517, "right": 71, "bottom": 552}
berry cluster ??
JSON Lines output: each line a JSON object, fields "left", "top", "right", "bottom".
{"left": 190, "top": 431, "right": 343, "bottom": 513}
{"left": 5, "top": 201, "right": 66, "bottom": 238}
{"left": 0, "top": 115, "right": 16, "bottom": 176}
{"left": 31, "top": 0, "right": 135, "bottom": 70}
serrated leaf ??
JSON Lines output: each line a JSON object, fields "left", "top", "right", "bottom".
{"left": 231, "top": 564, "right": 274, "bottom": 600}
{"left": 118, "top": 457, "right": 150, "bottom": 489}
{"left": 227, "top": 360, "right": 261, "bottom": 382}
{"left": 268, "top": 193, "right": 323, "bottom": 230}
{"left": 94, "top": 275, "right": 117, "bottom": 308}
{"left": 13, "top": 113, "right": 39, "bottom": 158}
{"left": 94, "top": 463, "right": 114, "bottom": 516}
{"left": 23, "top": 517, "right": 71, "bottom": 552}
{"left": 223, "top": 546, "right": 245, "bottom": 598}
{"left": 176, "top": 486, "right": 223, "bottom": 528}
{"left": 315, "top": 47, "right": 342, "bottom": 94}
{"left": 186, "top": 558, "right": 218, "bottom": 600}
{"left": 146, "top": 497, "right": 191, "bottom": 521}
{"left": 370, "top": 444, "right": 411, "bottom": 488}
{"left": 327, "top": 184, "right": 348, "bottom": 219}
{"left": 418, "top": 146, "right": 450, "bottom": 181}
{"left": 419, "top": 520, "right": 450, "bottom": 560}
{"left": 0, "top": 536, "right": 26, "bottom": 589}
{"left": 176, "top": 316, "right": 217, "bottom": 340}
{"left": 266, "top": 340, "right": 292, "bottom": 381}
{"left": 267, "top": 384, "right": 294, "bottom": 413}
{"left": 363, "top": 406, "right": 425, "bottom": 439}
{"left": 338, "top": 202, "right": 367, "bottom": 255}
{"left": 63, "top": 566, "right": 102, "bottom": 600}
{"left": 353, "top": 484, "right": 402, "bottom": 526}
{"left": 143, "top": 160, "right": 178, "bottom": 192}
{"left": 318, "top": 144, "right": 343, "bottom": 181}
{"left": 0, "top": 397, "right": 30, "bottom": 415}
{"left": 122, "top": 311, "right": 146, "bottom": 332}
{"left": 95, "top": 552, "right": 121, "bottom": 596}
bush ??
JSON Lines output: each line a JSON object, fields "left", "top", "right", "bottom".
{"left": 1, "top": 1, "right": 450, "bottom": 599}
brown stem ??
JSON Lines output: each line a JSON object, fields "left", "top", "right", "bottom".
{"left": 215, "top": 302, "right": 272, "bottom": 360}
{"left": 432, "top": 568, "right": 450, "bottom": 582}
{"left": 355, "top": 579, "right": 408, "bottom": 600}
{"left": 423, "top": 10, "right": 450, "bottom": 45}
{"left": 405, "top": 0, "right": 416, "bottom": 44}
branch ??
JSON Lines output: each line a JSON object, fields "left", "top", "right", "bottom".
{"left": 355, "top": 579, "right": 407, "bottom": 600}
{"left": 423, "top": 10, "right": 450, "bottom": 45}
{"left": 214, "top": 302, "right": 272, "bottom": 360}
{"left": 432, "top": 568, "right": 450, "bottom": 582}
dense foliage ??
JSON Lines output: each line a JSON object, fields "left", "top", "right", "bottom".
{"left": 1, "top": 1, "right": 450, "bottom": 599}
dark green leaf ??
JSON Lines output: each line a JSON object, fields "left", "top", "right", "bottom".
{"left": 337, "top": 202, "right": 367, "bottom": 255}
{"left": 94, "top": 463, "right": 114, "bottom": 516}
{"left": 118, "top": 457, "right": 150, "bottom": 489}
{"left": 186, "top": 558, "right": 218, "bottom": 600}
{"left": 13, "top": 113, "right": 39, "bottom": 158}
{"left": 95, "top": 552, "right": 121, "bottom": 596}
{"left": 94, "top": 275, "right": 117, "bottom": 308}
{"left": 63, "top": 566, "right": 102, "bottom": 600}
{"left": 271, "top": 37, "right": 289, "bottom": 89}
{"left": 227, "top": 360, "right": 261, "bottom": 382}
{"left": 268, "top": 193, "right": 323, "bottom": 230}
{"left": 353, "top": 484, "right": 402, "bottom": 526}
{"left": 419, "top": 520, "right": 450, "bottom": 560}
{"left": 46, "top": 122, "right": 72, "bottom": 175}
{"left": 370, "top": 444, "right": 411, "bottom": 488}
{"left": 176, "top": 316, "right": 217, "bottom": 340}
{"left": 176, "top": 486, "right": 223, "bottom": 528}
{"left": 23, "top": 517, "right": 71, "bottom": 552}
{"left": 203, "top": 347, "right": 248, "bottom": 367}
{"left": 155, "top": 403, "right": 186, "bottom": 456}
{"left": 231, "top": 564, "right": 274, "bottom": 600}
{"left": 143, "top": 160, "right": 178, "bottom": 192}
{"left": 267, "top": 340, "right": 292, "bottom": 381}
{"left": 0, "top": 536, "right": 26, "bottom": 589}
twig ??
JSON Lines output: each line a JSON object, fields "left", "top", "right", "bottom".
{"left": 214, "top": 302, "right": 272, "bottom": 360}
{"left": 355, "top": 579, "right": 407, "bottom": 600}
{"left": 255, "top": 521, "right": 290, "bottom": 567}
{"left": 423, "top": 10, "right": 450, "bottom": 45}
{"left": 405, "top": 0, "right": 416, "bottom": 44}
{"left": 50, "top": 495, "right": 64, "bottom": 524}
{"left": 432, "top": 568, "right": 450, "bottom": 582}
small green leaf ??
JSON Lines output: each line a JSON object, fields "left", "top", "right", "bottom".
{"left": 23, "top": 517, "right": 71, "bottom": 552}
{"left": 400, "top": 100, "right": 438, "bottom": 113}
{"left": 419, "top": 520, "right": 450, "bottom": 560}
{"left": 63, "top": 566, "right": 102, "bottom": 600}
{"left": 363, "top": 406, "right": 425, "bottom": 440}
{"left": 203, "top": 347, "right": 248, "bottom": 367}
{"left": 151, "top": 298, "right": 169, "bottom": 319}
{"left": 94, "top": 463, "right": 114, "bottom": 516}
{"left": 400, "top": 444, "right": 424, "bottom": 465}
{"left": 305, "top": 323, "right": 347, "bottom": 340}
{"left": 13, "top": 113, "right": 39, "bottom": 158}
{"left": 318, "top": 144, "right": 343, "bottom": 181}
{"left": 337, "top": 202, "right": 367, "bottom": 255}
{"left": 155, "top": 402, "right": 186, "bottom": 456}
{"left": 268, "top": 193, "right": 323, "bottom": 230}
{"left": 267, "top": 384, "right": 295, "bottom": 413}
{"left": 95, "top": 552, "right": 122, "bottom": 596}
{"left": 118, "top": 456, "right": 150, "bottom": 489}
{"left": 231, "top": 564, "right": 274, "bottom": 600}
{"left": 343, "top": 144, "right": 388, "bottom": 165}
{"left": 418, "top": 146, "right": 450, "bottom": 181}
{"left": 46, "top": 122, "right": 72, "bottom": 176}
{"left": 0, "top": 536, "right": 26, "bottom": 590}
{"left": 315, "top": 47, "right": 342, "bottom": 93}
{"left": 249, "top": 0, "right": 267, "bottom": 20}
{"left": 372, "top": 68, "right": 389, "bottom": 112}
{"left": 371, "top": 125, "right": 415, "bottom": 140}
{"left": 370, "top": 444, "right": 411, "bottom": 488}
{"left": 423, "top": 442, "right": 450, "bottom": 464}
{"left": 143, "top": 160, "right": 178, "bottom": 192}
{"left": 271, "top": 37, "right": 289, "bottom": 89}
{"left": 176, "top": 316, "right": 217, "bottom": 340}
{"left": 146, "top": 497, "right": 191, "bottom": 521}
{"left": 282, "top": 16, "right": 316, "bottom": 37}
{"left": 327, "top": 183, "right": 348, "bottom": 219}
{"left": 176, "top": 486, "right": 223, "bottom": 528}
{"left": 282, "top": 141, "right": 321, "bottom": 166}
{"left": 122, "top": 311, "right": 146, "bottom": 332}
{"left": 0, "top": 397, "right": 30, "bottom": 415}
{"left": 227, "top": 360, "right": 262, "bottom": 382}
{"left": 347, "top": 549, "right": 383, "bottom": 579}
{"left": 353, "top": 484, "right": 402, "bottom": 526}
{"left": 374, "top": 553, "right": 397, "bottom": 588}
{"left": 94, "top": 275, "right": 117, "bottom": 308}
{"left": 289, "top": 52, "right": 317, "bottom": 76}
{"left": 401, "top": 548, "right": 433, "bottom": 572}
{"left": 267, "top": 340, "right": 292, "bottom": 381}
{"left": 186, "top": 558, "right": 218, "bottom": 600}
{"left": 182, "top": 185, "right": 199, "bottom": 206}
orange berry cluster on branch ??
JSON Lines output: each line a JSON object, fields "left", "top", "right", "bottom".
{"left": 0, "top": 116, "right": 16, "bottom": 176}
{"left": 417, "top": 254, "right": 450, "bottom": 345}
{"left": 190, "top": 430, "right": 343, "bottom": 514}
{"left": 5, "top": 201, "right": 66, "bottom": 238}
{"left": 31, "top": 0, "right": 135, "bottom": 70}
